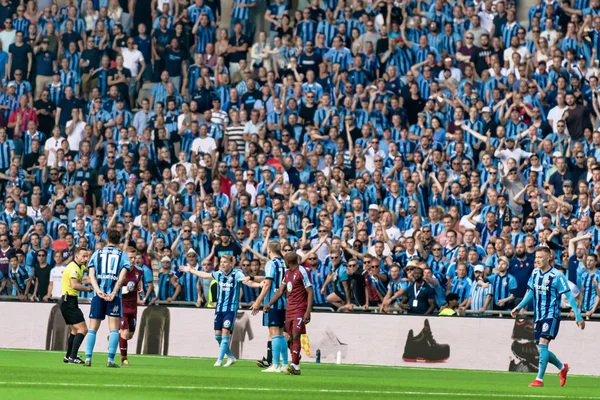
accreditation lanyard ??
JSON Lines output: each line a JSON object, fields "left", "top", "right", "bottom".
{"left": 413, "top": 283, "right": 423, "bottom": 308}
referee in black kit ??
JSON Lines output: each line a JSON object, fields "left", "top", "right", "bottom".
{"left": 59, "top": 248, "right": 92, "bottom": 364}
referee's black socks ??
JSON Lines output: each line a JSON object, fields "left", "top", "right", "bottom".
{"left": 66, "top": 334, "right": 75, "bottom": 359}
{"left": 71, "top": 333, "right": 86, "bottom": 359}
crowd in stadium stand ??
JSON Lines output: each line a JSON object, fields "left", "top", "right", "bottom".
{"left": 0, "top": 0, "right": 600, "bottom": 317}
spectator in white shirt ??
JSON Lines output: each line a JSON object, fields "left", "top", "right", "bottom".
{"left": 46, "top": 251, "right": 67, "bottom": 300}
{"left": 65, "top": 109, "right": 86, "bottom": 152}
{"left": 117, "top": 38, "right": 146, "bottom": 108}
{"left": 191, "top": 123, "right": 217, "bottom": 155}
{"left": 44, "top": 126, "right": 65, "bottom": 166}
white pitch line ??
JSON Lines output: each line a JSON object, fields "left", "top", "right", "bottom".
{"left": 0, "top": 381, "right": 598, "bottom": 399}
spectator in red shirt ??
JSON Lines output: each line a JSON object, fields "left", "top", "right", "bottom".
{"left": 8, "top": 94, "right": 37, "bottom": 134}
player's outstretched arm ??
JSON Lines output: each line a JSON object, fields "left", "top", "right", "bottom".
{"left": 179, "top": 265, "right": 213, "bottom": 279}
{"left": 511, "top": 289, "right": 534, "bottom": 318}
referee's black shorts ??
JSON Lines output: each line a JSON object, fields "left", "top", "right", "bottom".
{"left": 59, "top": 295, "right": 85, "bottom": 325}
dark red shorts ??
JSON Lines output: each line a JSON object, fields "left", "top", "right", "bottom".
{"left": 285, "top": 315, "right": 306, "bottom": 335}
{"left": 120, "top": 310, "right": 137, "bottom": 332}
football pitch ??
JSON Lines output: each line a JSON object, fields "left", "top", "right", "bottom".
{"left": 1, "top": 349, "right": 599, "bottom": 400}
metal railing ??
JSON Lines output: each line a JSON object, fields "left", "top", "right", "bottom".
{"left": 0, "top": 295, "right": 337, "bottom": 312}
{"left": 2, "top": 295, "right": 597, "bottom": 319}
{"left": 334, "top": 305, "right": 600, "bottom": 320}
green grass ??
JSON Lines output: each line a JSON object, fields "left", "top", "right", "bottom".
{"left": 0, "top": 349, "right": 599, "bottom": 400}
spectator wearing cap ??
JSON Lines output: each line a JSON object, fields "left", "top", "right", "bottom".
{"left": 214, "top": 228, "right": 242, "bottom": 260}
{"left": 481, "top": 256, "right": 517, "bottom": 311}
{"left": 157, "top": 256, "right": 181, "bottom": 303}
{"left": 45, "top": 69, "right": 64, "bottom": 108}
{"left": 466, "top": 265, "right": 493, "bottom": 312}
{"left": 179, "top": 247, "right": 203, "bottom": 304}
{"left": 33, "top": 38, "right": 57, "bottom": 100}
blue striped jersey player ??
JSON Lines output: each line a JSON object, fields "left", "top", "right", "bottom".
{"left": 84, "top": 229, "right": 131, "bottom": 368}
{"left": 180, "top": 255, "right": 261, "bottom": 367}
{"left": 250, "top": 242, "right": 288, "bottom": 373}
{"left": 511, "top": 247, "right": 584, "bottom": 388}
{"left": 577, "top": 253, "right": 600, "bottom": 316}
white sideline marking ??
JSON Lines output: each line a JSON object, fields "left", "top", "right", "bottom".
{"left": 0, "top": 381, "right": 599, "bottom": 399}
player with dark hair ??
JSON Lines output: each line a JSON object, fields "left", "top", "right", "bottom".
{"left": 511, "top": 247, "right": 585, "bottom": 387}
{"left": 250, "top": 241, "right": 287, "bottom": 372}
{"left": 85, "top": 229, "right": 131, "bottom": 367}
{"left": 263, "top": 251, "right": 313, "bottom": 375}
{"left": 180, "top": 255, "right": 262, "bottom": 367}
{"left": 119, "top": 241, "right": 144, "bottom": 366}
{"left": 59, "top": 247, "right": 92, "bottom": 363}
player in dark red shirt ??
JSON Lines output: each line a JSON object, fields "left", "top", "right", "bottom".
{"left": 119, "top": 250, "right": 144, "bottom": 366}
{"left": 263, "top": 252, "right": 313, "bottom": 375}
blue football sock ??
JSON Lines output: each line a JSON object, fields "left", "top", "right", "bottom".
{"left": 536, "top": 343, "right": 549, "bottom": 381}
{"left": 108, "top": 330, "right": 119, "bottom": 363}
{"left": 278, "top": 336, "right": 288, "bottom": 366}
{"left": 215, "top": 334, "right": 222, "bottom": 345}
{"left": 218, "top": 335, "right": 230, "bottom": 361}
{"left": 548, "top": 350, "right": 563, "bottom": 370}
{"left": 271, "top": 335, "right": 281, "bottom": 367}
{"left": 85, "top": 329, "right": 97, "bottom": 360}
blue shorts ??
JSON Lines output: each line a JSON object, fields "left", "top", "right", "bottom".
{"left": 214, "top": 311, "right": 236, "bottom": 332}
{"left": 263, "top": 308, "right": 285, "bottom": 328}
{"left": 89, "top": 295, "right": 122, "bottom": 320}
{"left": 534, "top": 318, "right": 560, "bottom": 343}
